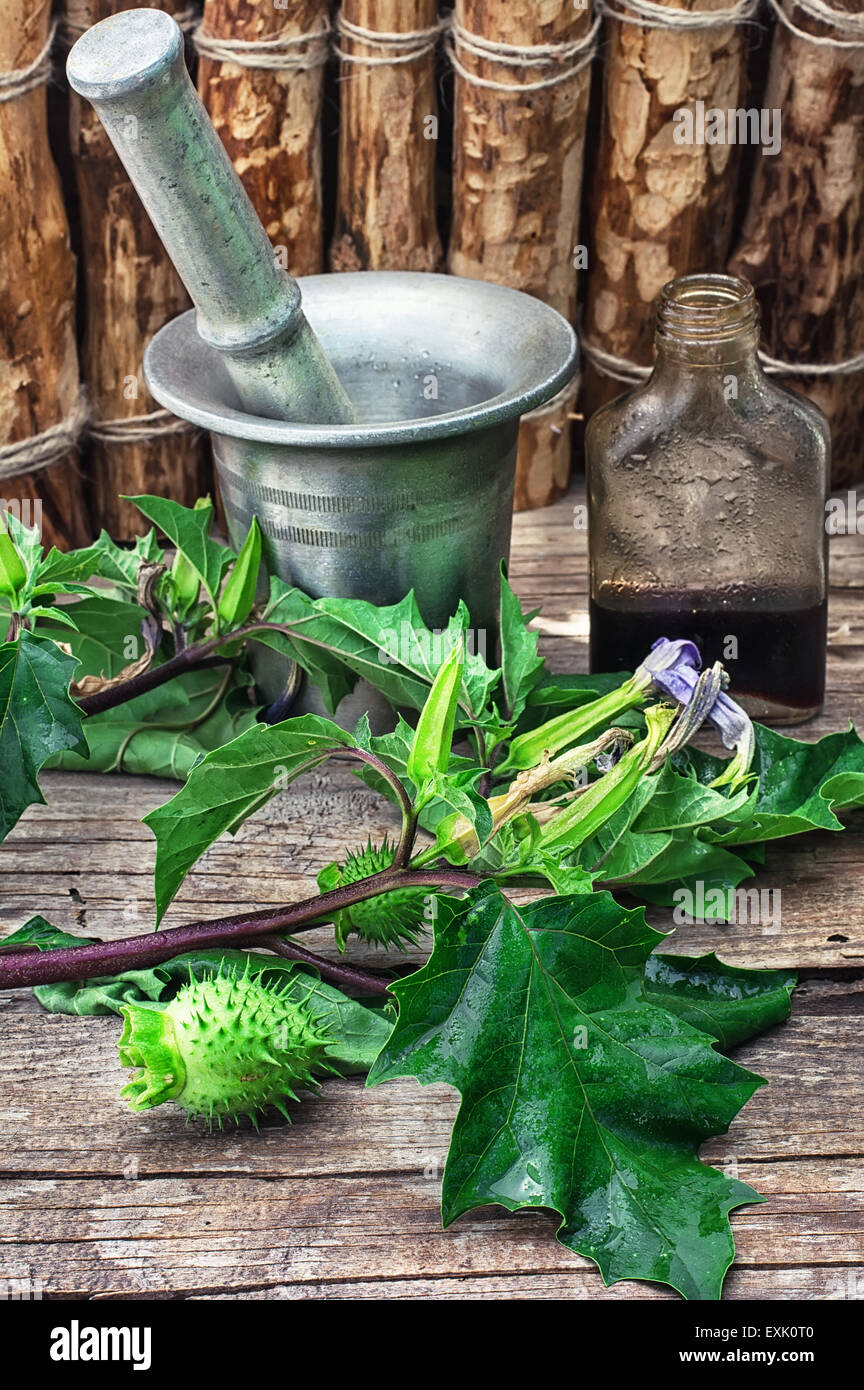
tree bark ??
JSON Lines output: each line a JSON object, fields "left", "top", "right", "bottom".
{"left": 330, "top": 0, "right": 443, "bottom": 273}
{"left": 447, "top": 0, "right": 592, "bottom": 510}
{"left": 67, "top": 0, "right": 209, "bottom": 543}
{"left": 198, "top": 0, "right": 328, "bottom": 276}
{"left": 0, "top": 0, "right": 89, "bottom": 549}
{"left": 583, "top": 0, "right": 749, "bottom": 417}
{"left": 729, "top": 0, "right": 864, "bottom": 488}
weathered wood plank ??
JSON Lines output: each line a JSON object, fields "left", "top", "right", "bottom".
{"left": 193, "top": 1266, "right": 864, "bottom": 1300}
{"left": 0, "top": 1012, "right": 860, "bottom": 1179}
{"left": 0, "top": 1162, "right": 860, "bottom": 1299}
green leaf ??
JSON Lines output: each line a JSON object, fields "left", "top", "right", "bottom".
{"left": 568, "top": 759, "right": 759, "bottom": 900}
{"left": 33, "top": 543, "right": 103, "bottom": 589}
{"left": 422, "top": 767, "right": 494, "bottom": 856}
{"left": 703, "top": 724, "right": 864, "bottom": 846}
{"left": 499, "top": 568, "right": 544, "bottom": 721}
{"left": 0, "top": 917, "right": 97, "bottom": 953}
{"left": 644, "top": 953, "right": 795, "bottom": 1050}
{"left": 1, "top": 511, "right": 43, "bottom": 580}
{"left": 632, "top": 761, "right": 755, "bottom": 834}
{"left": 48, "top": 666, "right": 259, "bottom": 780}
{"left": 255, "top": 578, "right": 357, "bottom": 714}
{"left": 369, "top": 883, "right": 765, "bottom": 1300}
{"left": 125, "top": 495, "right": 230, "bottom": 607}
{"left": 407, "top": 641, "right": 463, "bottom": 787}
{"left": 317, "top": 592, "right": 499, "bottom": 724}
{"left": 526, "top": 670, "right": 629, "bottom": 712}
{"left": 91, "top": 528, "right": 163, "bottom": 591}
{"left": 38, "top": 595, "right": 149, "bottom": 681}
{"left": 143, "top": 714, "right": 356, "bottom": 922}
{"left": 264, "top": 581, "right": 499, "bottom": 724}
{"left": 598, "top": 831, "right": 756, "bottom": 908}
{"left": 27, "top": 605, "right": 79, "bottom": 631}
{"left": 218, "top": 516, "right": 261, "bottom": 630}
{"left": 0, "top": 529, "right": 27, "bottom": 600}
{"left": 29, "top": 581, "right": 100, "bottom": 600}
{"left": 520, "top": 851, "right": 597, "bottom": 897}
{"left": 0, "top": 632, "right": 88, "bottom": 841}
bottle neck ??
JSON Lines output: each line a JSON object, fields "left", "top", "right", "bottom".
{"left": 652, "top": 273, "right": 763, "bottom": 381}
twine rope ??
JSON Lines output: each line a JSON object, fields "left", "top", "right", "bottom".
{"left": 759, "top": 348, "right": 864, "bottom": 375}
{"left": 767, "top": 0, "right": 864, "bottom": 49}
{"left": 0, "top": 21, "right": 56, "bottom": 104}
{"left": 448, "top": 13, "right": 601, "bottom": 92}
{"left": 580, "top": 337, "right": 653, "bottom": 384}
{"left": 580, "top": 333, "right": 864, "bottom": 382}
{"left": 193, "top": 17, "right": 331, "bottom": 71}
{"left": 88, "top": 408, "right": 197, "bottom": 445}
{"left": 595, "top": 0, "right": 759, "bottom": 31}
{"left": 522, "top": 372, "right": 583, "bottom": 422}
{"left": 0, "top": 392, "right": 89, "bottom": 483}
{"left": 334, "top": 12, "right": 448, "bottom": 66}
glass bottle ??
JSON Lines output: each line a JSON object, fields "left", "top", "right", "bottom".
{"left": 586, "top": 273, "right": 830, "bottom": 724}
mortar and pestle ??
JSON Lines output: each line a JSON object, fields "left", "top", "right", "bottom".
{"left": 67, "top": 10, "right": 577, "bottom": 720}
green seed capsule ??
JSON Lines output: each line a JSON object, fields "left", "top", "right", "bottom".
{"left": 318, "top": 839, "right": 429, "bottom": 952}
{"left": 118, "top": 966, "right": 329, "bottom": 1126}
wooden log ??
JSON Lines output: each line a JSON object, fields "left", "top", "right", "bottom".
{"left": 582, "top": 0, "right": 750, "bottom": 417}
{"left": 446, "top": 0, "right": 594, "bottom": 510}
{"left": 67, "top": 0, "right": 209, "bottom": 543}
{"left": 197, "top": 0, "right": 329, "bottom": 276}
{"left": 330, "top": 0, "right": 443, "bottom": 273}
{"left": 729, "top": 0, "right": 864, "bottom": 488}
{"left": 0, "top": 1, "right": 90, "bottom": 550}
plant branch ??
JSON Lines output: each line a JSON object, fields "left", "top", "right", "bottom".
{"left": 76, "top": 652, "right": 230, "bottom": 715}
{"left": 255, "top": 935, "right": 392, "bottom": 996}
{"left": 338, "top": 747, "right": 414, "bottom": 828}
{"left": 73, "top": 620, "right": 303, "bottom": 717}
{"left": 0, "top": 869, "right": 480, "bottom": 991}
{"left": 335, "top": 746, "right": 417, "bottom": 868}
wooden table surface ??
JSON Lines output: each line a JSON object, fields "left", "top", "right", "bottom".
{"left": 1, "top": 491, "right": 862, "bottom": 1301}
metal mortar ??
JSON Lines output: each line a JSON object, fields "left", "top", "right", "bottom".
{"left": 144, "top": 272, "right": 577, "bottom": 709}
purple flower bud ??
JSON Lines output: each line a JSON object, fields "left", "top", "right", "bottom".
{"left": 635, "top": 636, "right": 753, "bottom": 760}
{"left": 636, "top": 638, "right": 701, "bottom": 707}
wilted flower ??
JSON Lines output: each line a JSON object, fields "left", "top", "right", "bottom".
{"left": 635, "top": 637, "right": 755, "bottom": 788}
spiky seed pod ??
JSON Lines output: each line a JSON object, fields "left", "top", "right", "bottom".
{"left": 318, "top": 838, "right": 429, "bottom": 953}
{"left": 118, "top": 966, "right": 330, "bottom": 1126}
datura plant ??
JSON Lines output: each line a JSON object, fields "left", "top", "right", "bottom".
{"left": 2, "top": 496, "right": 864, "bottom": 1298}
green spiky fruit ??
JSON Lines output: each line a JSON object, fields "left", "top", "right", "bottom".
{"left": 318, "top": 838, "right": 429, "bottom": 953}
{"left": 117, "top": 967, "right": 329, "bottom": 1126}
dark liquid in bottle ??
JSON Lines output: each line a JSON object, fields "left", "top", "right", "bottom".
{"left": 589, "top": 591, "right": 827, "bottom": 722}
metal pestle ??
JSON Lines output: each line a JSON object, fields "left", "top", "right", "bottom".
{"left": 66, "top": 8, "right": 355, "bottom": 426}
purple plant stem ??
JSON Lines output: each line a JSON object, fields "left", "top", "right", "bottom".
{"left": 0, "top": 870, "right": 479, "bottom": 991}
{"left": 76, "top": 621, "right": 333, "bottom": 717}
{"left": 76, "top": 653, "right": 232, "bottom": 715}
{"left": 256, "top": 935, "right": 392, "bottom": 996}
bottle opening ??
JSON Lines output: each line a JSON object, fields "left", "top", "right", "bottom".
{"left": 656, "top": 273, "right": 759, "bottom": 349}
